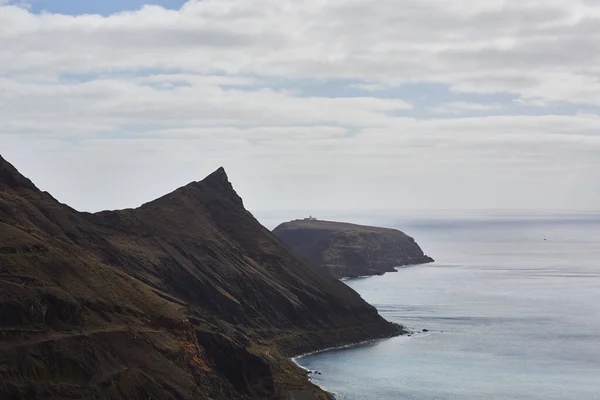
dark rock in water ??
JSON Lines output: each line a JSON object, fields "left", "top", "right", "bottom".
{"left": 422, "top": 329, "right": 429, "bottom": 332}
{"left": 273, "top": 219, "right": 434, "bottom": 278}
{"left": 0, "top": 154, "right": 403, "bottom": 400}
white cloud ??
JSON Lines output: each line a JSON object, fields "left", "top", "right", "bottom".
{"left": 1, "top": 0, "right": 600, "bottom": 105}
{"left": 513, "top": 98, "right": 548, "bottom": 107}
{"left": 351, "top": 83, "right": 389, "bottom": 92}
{"left": 0, "top": 0, "right": 29, "bottom": 6}
{"left": 1, "top": 0, "right": 600, "bottom": 214}
{"left": 432, "top": 102, "right": 503, "bottom": 114}
{"left": 0, "top": 75, "right": 412, "bottom": 137}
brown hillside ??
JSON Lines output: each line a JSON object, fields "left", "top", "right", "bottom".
{"left": 0, "top": 155, "right": 401, "bottom": 400}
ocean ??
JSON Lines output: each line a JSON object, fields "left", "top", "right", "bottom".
{"left": 294, "top": 213, "right": 600, "bottom": 400}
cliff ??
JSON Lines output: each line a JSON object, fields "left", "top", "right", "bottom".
{"left": 273, "top": 219, "right": 434, "bottom": 278}
{"left": 0, "top": 155, "right": 402, "bottom": 400}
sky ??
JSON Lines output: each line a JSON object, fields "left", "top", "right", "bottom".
{"left": 1, "top": 0, "right": 599, "bottom": 223}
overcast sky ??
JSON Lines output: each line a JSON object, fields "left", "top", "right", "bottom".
{"left": 1, "top": 0, "right": 599, "bottom": 223}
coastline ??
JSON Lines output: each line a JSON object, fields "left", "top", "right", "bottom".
{"left": 290, "top": 339, "right": 387, "bottom": 400}
{"left": 289, "top": 323, "right": 409, "bottom": 399}
{"left": 340, "top": 261, "right": 430, "bottom": 281}
{"left": 290, "top": 336, "right": 410, "bottom": 400}
{"left": 289, "top": 268, "right": 417, "bottom": 399}
{"left": 291, "top": 336, "right": 390, "bottom": 367}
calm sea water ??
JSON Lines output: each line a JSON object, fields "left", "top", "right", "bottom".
{"left": 295, "top": 214, "right": 600, "bottom": 400}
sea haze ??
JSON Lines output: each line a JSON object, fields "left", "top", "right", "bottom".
{"left": 296, "top": 214, "right": 600, "bottom": 400}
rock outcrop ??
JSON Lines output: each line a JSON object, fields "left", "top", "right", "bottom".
{"left": 0, "top": 155, "right": 402, "bottom": 400}
{"left": 273, "top": 219, "right": 434, "bottom": 278}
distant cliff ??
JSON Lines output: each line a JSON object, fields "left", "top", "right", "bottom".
{"left": 273, "top": 219, "right": 434, "bottom": 278}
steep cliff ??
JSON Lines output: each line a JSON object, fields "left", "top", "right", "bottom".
{"left": 0, "top": 155, "right": 401, "bottom": 400}
{"left": 273, "top": 220, "right": 434, "bottom": 278}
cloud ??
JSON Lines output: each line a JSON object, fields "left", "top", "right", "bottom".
{"left": 1, "top": 0, "right": 600, "bottom": 214}
{"left": 0, "top": 0, "right": 27, "bottom": 5}
{"left": 0, "top": 75, "right": 412, "bottom": 137}
{"left": 2, "top": 0, "right": 600, "bottom": 104}
{"left": 432, "top": 102, "right": 503, "bottom": 114}
{"left": 351, "top": 83, "right": 390, "bottom": 92}
{"left": 513, "top": 98, "right": 548, "bottom": 107}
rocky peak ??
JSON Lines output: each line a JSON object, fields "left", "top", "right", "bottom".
{"left": 197, "top": 166, "right": 244, "bottom": 207}
{"left": 201, "top": 166, "right": 228, "bottom": 187}
{"left": 0, "top": 154, "right": 38, "bottom": 191}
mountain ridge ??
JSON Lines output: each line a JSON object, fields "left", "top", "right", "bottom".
{"left": 0, "top": 155, "right": 401, "bottom": 399}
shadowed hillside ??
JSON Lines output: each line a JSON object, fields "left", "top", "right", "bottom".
{"left": 0, "top": 155, "right": 401, "bottom": 400}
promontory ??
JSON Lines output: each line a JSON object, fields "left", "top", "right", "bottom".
{"left": 273, "top": 219, "right": 434, "bottom": 278}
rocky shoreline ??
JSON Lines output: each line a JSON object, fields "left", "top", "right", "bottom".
{"left": 290, "top": 332, "right": 408, "bottom": 400}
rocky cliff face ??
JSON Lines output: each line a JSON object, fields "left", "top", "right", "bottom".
{"left": 273, "top": 220, "right": 434, "bottom": 278}
{"left": 0, "top": 155, "right": 401, "bottom": 400}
